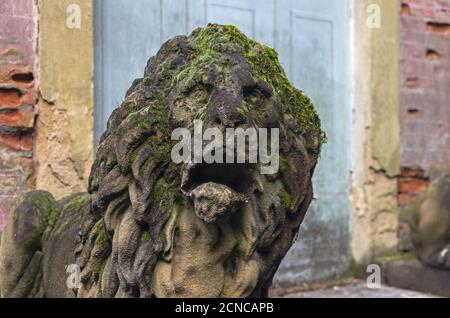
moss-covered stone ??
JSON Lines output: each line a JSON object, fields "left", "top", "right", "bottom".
{"left": 279, "top": 190, "right": 292, "bottom": 207}
{"left": 153, "top": 178, "right": 168, "bottom": 202}
{"left": 374, "top": 252, "right": 417, "bottom": 266}
{"left": 179, "top": 24, "right": 326, "bottom": 145}
{"left": 348, "top": 258, "right": 367, "bottom": 279}
{"left": 142, "top": 232, "right": 150, "bottom": 243}
{"left": 94, "top": 219, "right": 107, "bottom": 245}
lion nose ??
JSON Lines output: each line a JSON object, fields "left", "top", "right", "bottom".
{"left": 207, "top": 90, "right": 246, "bottom": 128}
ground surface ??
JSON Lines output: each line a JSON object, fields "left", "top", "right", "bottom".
{"left": 271, "top": 278, "right": 440, "bottom": 298}
{"left": 284, "top": 283, "right": 439, "bottom": 298}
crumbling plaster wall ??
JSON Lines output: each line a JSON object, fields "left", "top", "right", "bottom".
{"left": 35, "top": 0, "right": 94, "bottom": 199}
{"left": 351, "top": 0, "right": 401, "bottom": 264}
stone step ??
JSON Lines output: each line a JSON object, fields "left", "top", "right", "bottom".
{"left": 382, "top": 259, "right": 450, "bottom": 297}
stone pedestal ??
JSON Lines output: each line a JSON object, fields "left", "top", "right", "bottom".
{"left": 382, "top": 259, "right": 450, "bottom": 297}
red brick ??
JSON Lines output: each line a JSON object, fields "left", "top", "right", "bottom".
{"left": 20, "top": 133, "right": 32, "bottom": 151}
{"left": 12, "top": 0, "right": 34, "bottom": 18}
{"left": 0, "top": 16, "right": 34, "bottom": 41}
{"left": 402, "top": 3, "right": 412, "bottom": 16}
{"left": 0, "top": 133, "right": 31, "bottom": 152}
{"left": 19, "top": 88, "right": 36, "bottom": 105}
{"left": 0, "top": 87, "right": 21, "bottom": 107}
{"left": 0, "top": 111, "right": 19, "bottom": 126}
{"left": 0, "top": 0, "right": 13, "bottom": 16}
{"left": 401, "top": 164, "right": 414, "bottom": 173}
{"left": 406, "top": 76, "right": 420, "bottom": 88}
{"left": 0, "top": 0, "right": 35, "bottom": 231}
{"left": 426, "top": 22, "right": 450, "bottom": 34}
{"left": 400, "top": 0, "right": 450, "bottom": 181}
{"left": 426, "top": 48, "right": 441, "bottom": 60}
{"left": 0, "top": 133, "right": 21, "bottom": 150}
{"left": 0, "top": 108, "right": 35, "bottom": 128}
{"left": 398, "top": 178, "right": 429, "bottom": 193}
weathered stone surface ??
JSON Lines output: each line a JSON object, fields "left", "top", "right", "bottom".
{"left": 189, "top": 182, "right": 246, "bottom": 223}
{"left": 382, "top": 259, "right": 450, "bottom": 297}
{"left": 401, "top": 175, "right": 450, "bottom": 269}
{"left": 0, "top": 24, "right": 323, "bottom": 298}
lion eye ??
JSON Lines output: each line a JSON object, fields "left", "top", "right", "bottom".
{"left": 242, "top": 85, "right": 257, "bottom": 98}
{"left": 203, "top": 83, "right": 214, "bottom": 93}
{"left": 192, "top": 89, "right": 209, "bottom": 104}
{"left": 243, "top": 85, "right": 265, "bottom": 105}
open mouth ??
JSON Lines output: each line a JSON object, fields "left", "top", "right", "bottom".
{"left": 180, "top": 163, "right": 254, "bottom": 223}
{"left": 181, "top": 162, "right": 254, "bottom": 194}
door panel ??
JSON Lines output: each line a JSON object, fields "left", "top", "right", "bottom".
{"left": 94, "top": 0, "right": 351, "bottom": 285}
{"left": 272, "top": 0, "right": 351, "bottom": 284}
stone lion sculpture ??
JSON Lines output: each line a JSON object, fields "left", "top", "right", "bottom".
{"left": 404, "top": 175, "right": 450, "bottom": 269}
{"left": 0, "top": 24, "right": 324, "bottom": 298}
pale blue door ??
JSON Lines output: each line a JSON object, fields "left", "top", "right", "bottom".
{"left": 94, "top": 0, "right": 351, "bottom": 285}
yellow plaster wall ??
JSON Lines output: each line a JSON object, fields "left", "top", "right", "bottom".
{"left": 35, "top": 0, "right": 94, "bottom": 199}
{"left": 351, "top": 0, "right": 401, "bottom": 264}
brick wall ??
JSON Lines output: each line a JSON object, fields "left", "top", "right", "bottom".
{"left": 399, "top": 0, "right": 450, "bottom": 205}
{"left": 0, "top": 0, "right": 37, "bottom": 229}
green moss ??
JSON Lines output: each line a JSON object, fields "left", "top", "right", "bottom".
{"left": 70, "top": 193, "right": 89, "bottom": 208}
{"left": 46, "top": 207, "right": 59, "bottom": 228}
{"left": 348, "top": 258, "right": 366, "bottom": 279}
{"left": 126, "top": 93, "right": 175, "bottom": 171}
{"left": 279, "top": 190, "right": 292, "bottom": 207}
{"left": 94, "top": 220, "right": 107, "bottom": 245}
{"left": 142, "top": 232, "right": 150, "bottom": 243}
{"left": 182, "top": 24, "right": 325, "bottom": 147}
{"left": 153, "top": 178, "right": 169, "bottom": 202}
{"left": 27, "top": 192, "right": 59, "bottom": 250}
{"left": 374, "top": 252, "right": 417, "bottom": 265}
{"left": 279, "top": 154, "right": 288, "bottom": 173}
{"left": 61, "top": 194, "right": 89, "bottom": 220}
{"left": 41, "top": 193, "right": 90, "bottom": 249}
{"left": 29, "top": 192, "right": 59, "bottom": 226}
{"left": 173, "top": 191, "right": 189, "bottom": 207}
{"left": 143, "top": 77, "right": 152, "bottom": 86}
{"left": 245, "top": 42, "right": 325, "bottom": 144}
{"left": 99, "top": 259, "right": 107, "bottom": 275}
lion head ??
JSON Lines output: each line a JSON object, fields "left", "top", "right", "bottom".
{"left": 76, "top": 24, "right": 325, "bottom": 298}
